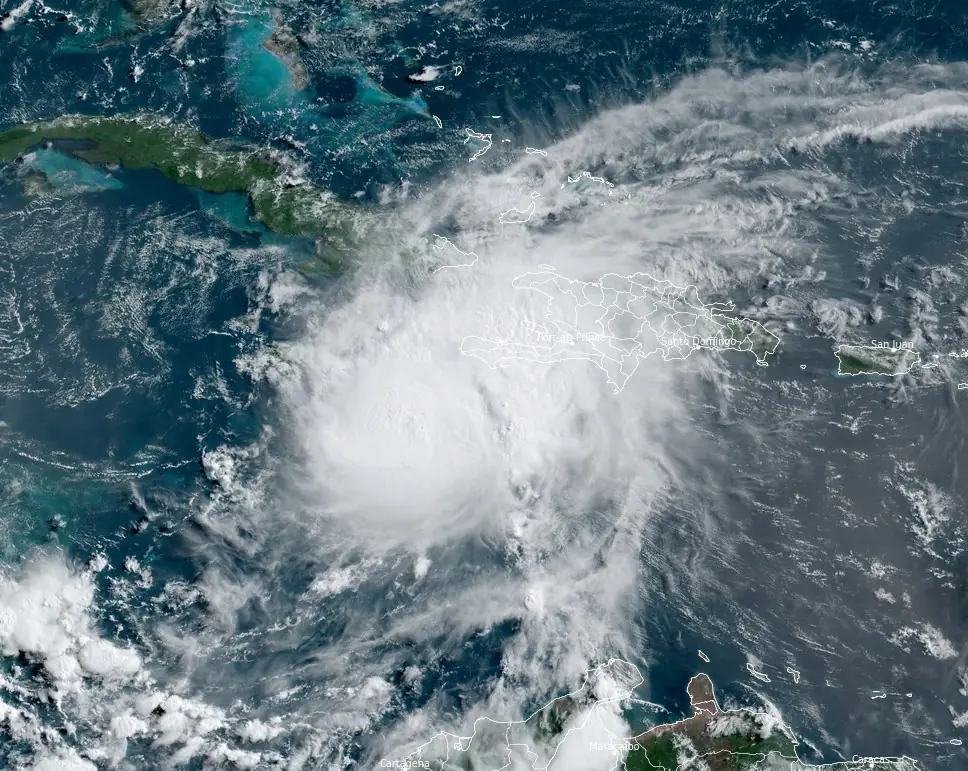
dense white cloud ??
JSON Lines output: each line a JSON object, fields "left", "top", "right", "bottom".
{"left": 0, "top": 553, "right": 143, "bottom": 696}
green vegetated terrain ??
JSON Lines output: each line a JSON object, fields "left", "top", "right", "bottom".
{"left": 834, "top": 345, "right": 919, "bottom": 376}
{"left": 623, "top": 675, "right": 922, "bottom": 771}
{"left": 0, "top": 114, "right": 364, "bottom": 273}
{"left": 415, "top": 669, "right": 926, "bottom": 771}
{"left": 623, "top": 674, "right": 796, "bottom": 771}
{"left": 626, "top": 721, "right": 797, "bottom": 770}
{"left": 0, "top": 116, "right": 276, "bottom": 192}
{"left": 714, "top": 315, "right": 782, "bottom": 363}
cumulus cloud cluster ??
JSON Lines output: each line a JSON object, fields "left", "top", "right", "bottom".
{"left": 0, "top": 553, "right": 141, "bottom": 698}
{"left": 0, "top": 552, "right": 291, "bottom": 768}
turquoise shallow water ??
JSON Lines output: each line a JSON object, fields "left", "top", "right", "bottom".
{"left": 2, "top": 0, "right": 968, "bottom": 769}
{"left": 21, "top": 148, "right": 125, "bottom": 192}
{"left": 191, "top": 188, "right": 266, "bottom": 234}
{"left": 228, "top": 12, "right": 300, "bottom": 110}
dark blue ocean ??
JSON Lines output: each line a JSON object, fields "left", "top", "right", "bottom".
{"left": 3, "top": 0, "right": 968, "bottom": 768}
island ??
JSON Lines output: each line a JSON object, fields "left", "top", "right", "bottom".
{"left": 405, "top": 661, "right": 924, "bottom": 771}
{"left": 835, "top": 344, "right": 920, "bottom": 376}
{"left": 122, "top": 0, "right": 177, "bottom": 27}
{"left": 262, "top": 10, "right": 309, "bottom": 91}
{"left": 460, "top": 270, "right": 782, "bottom": 392}
{"left": 0, "top": 113, "right": 364, "bottom": 272}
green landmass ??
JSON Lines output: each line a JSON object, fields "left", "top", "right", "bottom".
{"left": 834, "top": 345, "right": 919, "bottom": 376}
{"left": 624, "top": 674, "right": 922, "bottom": 771}
{"left": 0, "top": 114, "right": 277, "bottom": 195}
{"left": 624, "top": 674, "right": 798, "bottom": 771}
{"left": 406, "top": 666, "right": 923, "bottom": 771}
{"left": 714, "top": 315, "right": 782, "bottom": 364}
{"left": 120, "top": 0, "right": 176, "bottom": 25}
{"left": 795, "top": 762, "right": 923, "bottom": 771}
{"left": 0, "top": 114, "right": 349, "bottom": 236}
{"left": 0, "top": 113, "right": 364, "bottom": 273}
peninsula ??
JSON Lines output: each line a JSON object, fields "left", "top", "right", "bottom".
{"left": 625, "top": 673, "right": 799, "bottom": 770}
{"left": 625, "top": 674, "right": 921, "bottom": 770}
{"left": 406, "top": 660, "right": 924, "bottom": 771}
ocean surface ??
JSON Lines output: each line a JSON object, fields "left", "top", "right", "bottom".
{"left": 2, "top": 0, "right": 968, "bottom": 768}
